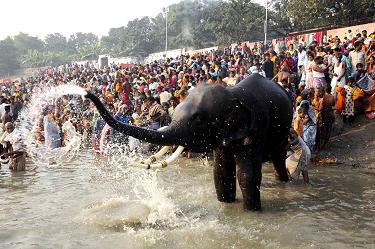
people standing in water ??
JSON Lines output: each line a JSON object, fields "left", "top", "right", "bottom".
{"left": 0, "top": 122, "right": 26, "bottom": 171}
{"left": 286, "top": 128, "right": 310, "bottom": 184}
{"left": 43, "top": 106, "right": 62, "bottom": 149}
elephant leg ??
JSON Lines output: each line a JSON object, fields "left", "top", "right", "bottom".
{"left": 213, "top": 148, "right": 236, "bottom": 203}
{"left": 234, "top": 149, "right": 262, "bottom": 211}
{"left": 271, "top": 146, "right": 289, "bottom": 182}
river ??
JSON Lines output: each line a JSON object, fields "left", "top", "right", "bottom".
{"left": 1, "top": 151, "right": 374, "bottom": 249}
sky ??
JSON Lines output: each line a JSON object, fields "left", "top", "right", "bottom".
{"left": 0, "top": 0, "right": 183, "bottom": 39}
{"left": 0, "top": 0, "right": 266, "bottom": 40}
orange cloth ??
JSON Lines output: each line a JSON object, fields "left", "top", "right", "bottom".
{"left": 336, "top": 87, "right": 346, "bottom": 113}
{"left": 294, "top": 116, "right": 304, "bottom": 137}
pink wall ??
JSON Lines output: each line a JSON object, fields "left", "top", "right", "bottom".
{"left": 327, "top": 22, "right": 375, "bottom": 40}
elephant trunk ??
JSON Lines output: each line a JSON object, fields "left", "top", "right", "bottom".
{"left": 85, "top": 91, "right": 181, "bottom": 146}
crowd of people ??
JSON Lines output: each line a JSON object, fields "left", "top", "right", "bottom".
{"left": 0, "top": 28, "right": 374, "bottom": 176}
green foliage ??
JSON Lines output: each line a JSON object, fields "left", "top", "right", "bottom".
{"left": 287, "top": 0, "right": 375, "bottom": 30}
{"left": 0, "top": 37, "right": 20, "bottom": 76}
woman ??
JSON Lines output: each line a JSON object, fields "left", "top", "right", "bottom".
{"left": 331, "top": 53, "right": 346, "bottom": 97}
{"left": 300, "top": 107, "right": 317, "bottom": 152}
{"left": 312, "top": 56, "right": 327, "bottom": 89}
{"left": 304, "top": 52, "right": 315, "bottom": 89}
{"left": 367, "top": 55, "right": 375, "bottom": 73}
{"left": 314, "top": 87, "right": 335, "bottom": 150}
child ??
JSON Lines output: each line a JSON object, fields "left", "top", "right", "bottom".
{"left": 286, "top": 129, "right": 310, "bottom": 184}
{"left": 352, "top": 63, "right": 365, "bottom": 82}
{"left": 341, "top": 77, "right": 355, "bottom": 125}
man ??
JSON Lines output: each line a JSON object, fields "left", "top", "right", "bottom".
{"left": 297, "top": 45, "right": 307, "bottom": 77}
{"left": 362, "top": 30, "right": 372, "bottom": 46}
{"left": 261, "top": 53, "right": 274, "bottom": 80}
{"left": 0, "top": 122, "right": 26, "bottom": 171}
{"left": 349, "top": 42, "right": 366, "bottom": 72}
{"left": 2, "top": 104, "right": 13, "bottom": 127}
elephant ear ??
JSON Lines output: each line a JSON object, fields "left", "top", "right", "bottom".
{"left": 220, "top": 98, "right": 257, "bottom": 146}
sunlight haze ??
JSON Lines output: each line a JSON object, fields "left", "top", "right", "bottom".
{"left": 0, "top": 0, "right": 184, "bottom": 39}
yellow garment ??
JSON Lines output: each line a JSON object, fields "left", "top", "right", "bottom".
{"left": 294, "top": 117, "right": 304, "bottom": 137}
{"left": 352, "top": 86, "right": 364, "bottom": 101}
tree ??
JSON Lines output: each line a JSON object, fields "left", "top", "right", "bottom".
{"left": 287, "top": 0, "right": 375, "bottom": 30}
{"left": 205, "top": 0, "right": 265, "bottom": 44}
{"left": 76, "top": 41, "right": 104, "bottom": 60}
{"left": 45, "top": 33, "right": 68, "bottom": 52}
{"left": 13, "top": 32, "right": 45, "bottom": 56}
{"left": 67, "top": 32, "right": 99, "bottom": 54}
{"left": 0, "top": 37, "right": 20, "bottom": 76}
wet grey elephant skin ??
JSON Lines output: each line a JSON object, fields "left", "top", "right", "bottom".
{"left": 86, "top": 73, "right": 293, "bottom": 211}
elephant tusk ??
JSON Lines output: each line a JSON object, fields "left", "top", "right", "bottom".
{"left": 148, "top": 146, "right": 185, "bottom": 169}
{"left": 128, "top": 146, "right": 171, "bottom": 168}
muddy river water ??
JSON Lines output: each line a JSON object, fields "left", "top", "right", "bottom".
{"left": 1, "top": 151, "right": 374, "bottom": 249}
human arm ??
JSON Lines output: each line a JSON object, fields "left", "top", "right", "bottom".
{"left": 337, "top": 63, "right": 346, "bottom": 81}
{"left": 312, "top": 64, "right": 325, "bottom": 72}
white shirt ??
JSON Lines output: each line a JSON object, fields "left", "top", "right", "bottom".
{"left": 349, "top": 50, "right": 366, "bottom": 72}
{"left": 0, "top": 130, "right": 24, "bottom": 151}
{"left": 159, "top": 91, "right": 172, "bottom": 104}
{"left": 297, "top": 50, "right": 306, "bottom": 67}
{"left": 149, "top": 82, "right": 159, "bottom": 91}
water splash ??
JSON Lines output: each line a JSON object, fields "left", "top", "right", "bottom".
{"left": 17, "top": 83, "right": 86, "bottom": 165}
{"left": 18, "top": 82, "right": 186, "bottom": 230}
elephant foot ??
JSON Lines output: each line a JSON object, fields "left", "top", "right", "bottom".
{"left": 274, "top": 171, "right": 289, "bottom": 182}
{"left": 242, "top": 187, "right": 261, "bottom": 211}
{"left": 217, "top": 192, "right": 236, "bottom": 203}
{"left": 215, "top": 176, "right": 236, "bottom": 203}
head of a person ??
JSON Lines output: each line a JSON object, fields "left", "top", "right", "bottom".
{"left": 298, "top": 106, "right": 307, "bottom": 119}
{"left": 355, "top": 41, "right": 362, "bottom": 51}
{"left": 162, "top": 102, "right": 170, "bottom": 111}
{"left": 4, "top": 104, "right": 10, "bottom": 113}
{"left": 369, "top": 55, "right": 375, "bottom": 65}
{"left": 307, "top": 51, "right": 314, "bottom": 61}
{"left": 362, "top": 30, "right": 367, "bottom": 38}
{"left": 297, "top": 44, "right": 303, "bottom": 52}
{"left": 5, "top": 122, "right": 14, "bottom": 133}
{"left": 169, "top": 96, "right": 178, "bottom": 108}
{"left": 333, "top": 47, "right": 340, "bottom": 56}
{"left": 314, "top": 56, "right": 323, "bottom": 65}
{"left": 118, "top": 104, "right": 128, "bottom": 114}
{"left": 145, "top": 96, "right": 155, "bottom": 106}
{"left": 356, "top": 63, "right": 364, "bottom": 71}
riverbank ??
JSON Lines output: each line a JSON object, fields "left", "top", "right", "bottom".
{"left": 315, "top": 116, "right": 375, "bottom": 169}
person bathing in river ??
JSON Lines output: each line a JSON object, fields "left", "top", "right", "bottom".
{"left": 0, "top": 122, "right": 26, "bottom": 171}
{"left": 286, "top": 128, "right": 310, "bottom": 184}
{"left": 43, "top": 106, "right": 62, "bottom": 149}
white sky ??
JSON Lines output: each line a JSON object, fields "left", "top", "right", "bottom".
{"left": 0, "top": 0, "right": 183, "bottom": 39}
{"left": 0, "top": 0, "right": 265, "bottom": 40}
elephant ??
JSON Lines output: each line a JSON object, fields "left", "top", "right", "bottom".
{"left": 85, "top": 73, "right": 293, "bottom": 211}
